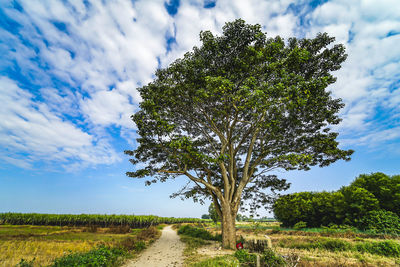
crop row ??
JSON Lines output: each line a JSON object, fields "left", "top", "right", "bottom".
{"left": 0, "top": 212, "right": 203, "bottom": 228}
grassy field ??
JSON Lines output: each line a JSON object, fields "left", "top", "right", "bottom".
{"left": 185, "top": 221, "right": 400, "bottom": 266}
{"left": 2, "top": 221, "right": 399, "bottom": 266}
{"left": 0, "top": 224, "right": 160, "bottom": 266}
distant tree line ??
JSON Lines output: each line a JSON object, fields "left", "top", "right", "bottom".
{"left": 273, "top": 173, "right": 400, "bottom": 233}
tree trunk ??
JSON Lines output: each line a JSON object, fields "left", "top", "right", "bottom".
{"left": 221, "top": 204, "right": 237, "bottom": 249}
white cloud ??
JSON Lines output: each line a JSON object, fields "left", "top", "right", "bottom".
{"left": 1, "top": 0, "right": 399, "bottom": 170}
{"left": 0, "top": 77, "right": 120, "bottom": 169}
{"left": 308, "top": 0, "right": 400, "bottom": 148}
{"left": 80, "top": 88, "right": 136, "bottom": 128}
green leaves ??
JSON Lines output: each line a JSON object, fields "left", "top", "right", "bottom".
{"left": 126, "top": 19, "right": 352, "bottom": 215}
{"left": 273, "top": 172, "right": 400, "bottom": 229}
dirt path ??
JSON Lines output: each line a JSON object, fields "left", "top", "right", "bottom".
{"left": 125, "top": 225, "right": 184, "bottom": 267}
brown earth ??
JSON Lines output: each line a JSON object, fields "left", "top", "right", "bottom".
{"left": 125, "top": 225, "right": 184, "bottom": 267}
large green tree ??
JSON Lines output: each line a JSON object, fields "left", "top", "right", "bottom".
{"left": 125, "top": 19, "right": 353, "bottom": 249}
{"left": 349, "top": 172, "right": 400, "bottom": 215}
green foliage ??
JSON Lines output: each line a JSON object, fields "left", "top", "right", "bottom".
{"left": 281, "top": 237, "right": 351, "bottom": 251}
{"left": 179, "top": 235, "right": 209, "bottom": 252}
{"left": 117, "top": 237, "right": 146, "bottom": 251}
{"left": 15, "top": 258, "right": 35, "bottom": 267}
{"left": 273, "top": 191, "right": 346, "bottom": 227}
{"left": 261, "top": 249, "right": 286, "bottom": 266}
{"left": 234, "top": 249, "right": 257, "bottom": 266}
{"left": 350, "top": 173, "right": 400, "bottom": 216}
{"left": 358, "top": 210, "right": 400, "bottom": 235}
{"left": 178, "top": 225, "right": 221, "bottom": 241}
{"left": 125, "top": 19, "right": 352, "bottom": 240}
{"left": 208, "top": 203, "right": 220, "bottom": 224}
{"left": 191, "top": 255, "right": 239, "bottom": 267}
{"left": 319, "top": 239, "right": 352, "bottom": 251}
{"left": 355, "top": 240, "right": 400, "bottom": 257}
{"left": 340, "top": 186, "right": 379, "bottom": 224}
{"left": 201, "top": 214, "right": 210, "bottom": 219}
{"left": 134, "top": 241, "right": 146, "bottom": 251}
{"left": 50, "top": 245, "right": 126, "bottom": 267}
{"left": 293, "top": 221, "right": 307, "bottom": 230}
{"left": 273, "top": 172, "right": 400, "bottom": 230}
{"left": 0, "top": 212, "right": 203, "bottom": 228}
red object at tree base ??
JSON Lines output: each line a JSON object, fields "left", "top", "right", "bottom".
{"left": 236, "top": 242, "right": 243, "bottom": 250}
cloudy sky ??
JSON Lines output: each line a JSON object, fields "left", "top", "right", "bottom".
{"left": 1, "top": 0, "right": 399, "bottom": 217}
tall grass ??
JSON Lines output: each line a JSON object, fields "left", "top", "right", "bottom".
{"left": 178, "top": 225, "right": 221, "bottom": 241}
{"left": 0, "top": 212, "right": 204, "bottom": 228}
{"left": 279, "top": 237, "right": 400, "bottom": 257}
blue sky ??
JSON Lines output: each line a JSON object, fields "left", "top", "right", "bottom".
{"left": 0, "top": 0, "right": 399, "bottom": 218}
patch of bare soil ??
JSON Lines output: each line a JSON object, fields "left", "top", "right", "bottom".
{"left": 125, "top": 225, "right": 184, "bottom": 267}
{"left": 196, "top": 241, "right": 233, "bottom": 257}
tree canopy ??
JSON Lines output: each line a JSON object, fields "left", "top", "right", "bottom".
{"left": 125, "top": 19, "right": 353, "bottom": 248}
{"left": 273, "top": 172, "right": 400, "bottom": 229}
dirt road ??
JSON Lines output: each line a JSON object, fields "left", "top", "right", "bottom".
{"left": 125, "top": 225, "right": 184, "bottom": 267}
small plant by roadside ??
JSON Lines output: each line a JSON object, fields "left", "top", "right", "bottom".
{"left": 262, "top": 249, "right": 287, "bottom": 266}
{"left": 178, "top": 225, "right": 221, "bottom": 241}
{"left": 234, "top": 249, "right": 287, "bottom": 267}
{"left": 50, "top": 245, "right": 126, "bottom": 267}
{"left": 190, "top": 255, "right": 239, "bottom": 267}
{"left": 117, "top": 236, "right": 146, "bottom": 252}
{"left": 136, "top": 226, "right": 159, "bottom": 240}
{"left": 234, "top": 249, "right": 257, "bottom": 266}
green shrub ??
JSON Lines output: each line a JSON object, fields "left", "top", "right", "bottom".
{"left": 178, "top": 225, "right": 221, "bottom": 241}
{"left": 135, "top": 241, "right": 146, "bottom": 251}
{"left": 191, "top": 255, "right": 239, "bottom": 267}
{"left": 358, "top": 210, "right": 400, "bottom": 235}
{"left": 320, "top": 239, "right": 351, "bottom": 251}
{"left": 293, "top": 221, "right": 307, "bottom": 230}
{"left": 355, "top": 240, "right": 400, "bottom": 257}
{"left": 136, "top": 226, "right": 159, "bottom": 240}
{"left": 279, "top": 237, "right": 352, "bottom": 252}
{"left": 50, "top": 245, "right": 126, "bottom": 267}
{"left": 273, "top": 172, "right": 400, "bottom": 228}
{"left": 261, "top": 248, "right": 286, "bottom": 266}
{"left": 234, "top": 249, "right": 256, "bottom": 266}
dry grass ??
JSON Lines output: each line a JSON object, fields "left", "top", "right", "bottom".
{"left": 197, "top": 222, "right": 400, "bottom": 267}
{"left": 0, "top": 239, "right": 96, "bottom": 266}
{"left": 256, "top": 230, "right": 399, "bottom": 266}
{"left": 0, "top": 224, "right": 157, "bottom": 266}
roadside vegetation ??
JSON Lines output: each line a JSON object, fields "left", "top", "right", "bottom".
{"left": 0, "top": 221, "right": 160, "bottom": 266}
{"left": 183, "top": 221, "right": 400, "bottom": 266}
{"left": 2, "top": 173, "right": 399, "bottom": 266}
{"left": 273, "top": 173, "right": 400, "bottom": 234}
